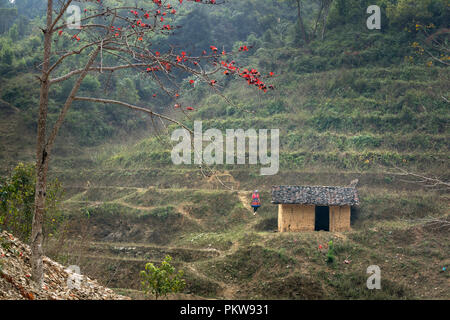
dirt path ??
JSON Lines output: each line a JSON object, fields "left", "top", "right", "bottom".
{"left": 114, "top": 187, "right": 157, "bottom": 211}
{"left": 238, "top": 191, "right": 252, "bottom": 212}
{"left": 115, "top": 200, "right": 154, "bottom": 211}
{"left": 64, "top": 199, "right": 154, "bottom": 211}
{"left": 64, "top": 239, "right": 222, "bottom": 254}
{"left": 186, "top": 264, "right": 239, "bottom": 300}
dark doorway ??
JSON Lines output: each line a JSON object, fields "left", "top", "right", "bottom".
{"left": 315, "top": 206, "right": 330, "bottom": 231}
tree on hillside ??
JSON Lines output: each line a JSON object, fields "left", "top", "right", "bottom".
{"left": 389, "top": 166, "right": 449, "bottom": 190}
{"left": 31, "top": 0, "right": 273, "bottom": 286}
{"left": 412, "top": 24, "right": 450, "bottom": 67}
{"left": 140, "top": 255, "right": 185, "bottom": 300}
{"left": 0, "top": 7, "right": 17, "bottom": 34}
{"left": 280, "top": 0, "right": 334, "bottom": 44}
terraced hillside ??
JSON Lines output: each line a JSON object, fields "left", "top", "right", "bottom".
{"left": 47, "top": 178, "right": 449, "bottom": 299}
{"left": 0, "top": 0, "right": 448, "bottom": 300}
{"left": 33, "top": 64, "right": 448, "bottom": 300}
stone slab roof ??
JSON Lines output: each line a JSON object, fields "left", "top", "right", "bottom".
{"left": 272, "top": 185, "right": 360, "bottom": 206}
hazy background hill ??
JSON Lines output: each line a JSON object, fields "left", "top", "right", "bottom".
{"left": 0, "top": 0, "right": 448, "bottom": 299}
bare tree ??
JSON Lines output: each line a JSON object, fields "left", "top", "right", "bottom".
{"left": 311, "top": 0, "right": 333, "bottom": 41}
{"left": 386, "top": 166, "right": 449, "bottom": 232}
{"left": 285, "top": 0, "right": 334, "bottom": 44}
{"left": 31, "top": 0, "right": 272, "bottom": 286}
{"left": 413, "top": 25, "right": 450, "bottom": 66}
{"left": 295, "top": 0, "right": 308, "bottom": 44}
{"left": 320, "top": 0, "right": 333, "bottom": 41}
{"left": 423, "top": 27, "right": 450, "bottom": 66}
{"left": 389, "top": 166, "right": 449, "bottom": 190}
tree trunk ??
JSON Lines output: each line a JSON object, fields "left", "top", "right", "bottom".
{"left": 31, "top": 161, "right": 49, "bottom": 287}
{"left": 312, "top": 0, "right": 325, "bottom": 40}
{"left": 321, "top": 0, "right": 332, "bottom": 41}
{"left": 296, "top": 0, "right": 309, "bottom": 44}
{"left": 31, "top": 0, "right": 53, "bottom": 287}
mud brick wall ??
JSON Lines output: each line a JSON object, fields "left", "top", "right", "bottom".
{"left": 278, "top": 204, "right": 315, "bottom": 232}
{"left": 329, "top": 205, "right": 351, "bottom": 232}
{"left": 278, "top": 204, "right": 351, "bottom": 232}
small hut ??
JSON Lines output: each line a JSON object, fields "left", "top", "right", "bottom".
{"left": 272, "top": 185, "right": 359, "bottom": 232}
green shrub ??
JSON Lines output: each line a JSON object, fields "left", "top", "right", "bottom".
{"left": 149, "top": 206, "right": 177, "bottom": 220}
{"left": 327, "top": 240, "right": 336, "bottom": 265}
{"left": 0, "top": 163, "right": 64, "bottom": 242}
{"left": 351, "top": 135, "right": 381, "bottom": 150}
{"left": 140, "top": 255, "right": 186, "bottom": 300}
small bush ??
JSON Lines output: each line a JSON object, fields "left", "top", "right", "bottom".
{"left": 140, "top": 255, "right": 186, "bottom": 300}
{"left": 0, "top": 163, "right": 64, "bottom": 242}
{"left": 327, "top": 240, "right": 336, "bottom": 265}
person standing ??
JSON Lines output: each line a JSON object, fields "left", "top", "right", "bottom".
{"left": 251, "top": 190, "right": 261, "bottom": 215}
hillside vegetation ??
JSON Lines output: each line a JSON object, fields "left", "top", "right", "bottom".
{"left": 0, "top": 0, "right": 449, "bottom": 299}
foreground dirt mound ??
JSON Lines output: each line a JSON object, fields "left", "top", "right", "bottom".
{"left": 0, "top": 231, "right": 129, "bottom": 300}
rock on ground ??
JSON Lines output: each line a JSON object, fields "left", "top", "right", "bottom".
{"left": 0, "top": 231, "right": 129, "bottom": 300}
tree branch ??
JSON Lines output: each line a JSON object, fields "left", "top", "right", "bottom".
{"left": 50, "top": 63, "right": 149, "bottom": 84}
{"left": 49, "top": 0, "right": 74, "bottom": 32}
{"left": 389, "top": 166, "right": 450, "bottom": 189}
{"left": 48, "top": 40, "right": 104, "bottom": 76}
{"left": 72, "top": 96, "right": 193, "bottom": 134}
{"left": 45, "top": 46, "right": 102, "bottom": 153}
